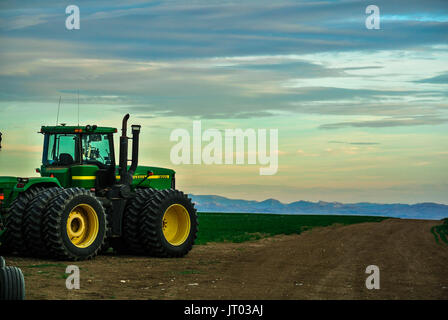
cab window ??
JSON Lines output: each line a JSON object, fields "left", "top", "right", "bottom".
{"left": 81, "top": 134, "right": 113, "bottom": 167}
{"left": 44, "top": 134, "right": 79, "bottom": 166}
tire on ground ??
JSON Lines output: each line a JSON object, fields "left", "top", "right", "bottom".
{"left": 2, "top": 187, "right": 45, "bottom": 254}
{"left": 99, "top": 200, "right": 115, "bottom": 255}
{"left": 118, "top": 188, "right": 158, "bottom": 254}
{"left": 42, "top": 188, "right": 107, "bottom": 261}
{"left": 23, "top": 187, "right": 63, "bottom": 257}
{"left": 0, "top": 266, "right": 26, "bottom": 300}
{"left": 140, "top": 189, "right": 198, "bottom": 257}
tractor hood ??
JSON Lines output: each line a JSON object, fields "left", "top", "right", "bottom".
{"left": 0, "top": 176, "right": 61, "bottom": 212}
{"left": 117, "top": 165, "right": 175, "bottom": 190}
{"left": 133, "top": 165, "right": 174, "bottom": 177}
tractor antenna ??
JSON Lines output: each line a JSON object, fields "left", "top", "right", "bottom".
{"left": 56, "top": 96, "right": 62, "bottom": 126}
{"left": 77, "top": 90, "right": 80, "bottom": 126}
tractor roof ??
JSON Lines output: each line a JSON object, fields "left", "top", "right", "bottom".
{"left": 40, "top": 125, "right": 117, "bottom": 134}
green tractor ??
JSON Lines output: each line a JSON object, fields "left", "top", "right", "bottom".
{"left": 0, "top": 114, "right": 198, "bottom": 261}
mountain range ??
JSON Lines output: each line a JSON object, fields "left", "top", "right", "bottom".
{"left": 189, "top": 194, "right": 448, "bottom": 220}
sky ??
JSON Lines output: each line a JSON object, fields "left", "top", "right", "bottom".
{"left": 0, "top": 0, "right": 447, "bottom": 204}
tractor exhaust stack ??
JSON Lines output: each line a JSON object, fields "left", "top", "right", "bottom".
{"left": 129, "top": 124, "right": 141, "bottom": 177}
{"left": 119, "top": 114, "right": 130, "bottom": 184}
{"left": 119, "top": 114, "right": 141, "bottom": 185}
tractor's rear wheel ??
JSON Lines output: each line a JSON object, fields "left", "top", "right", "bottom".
{"left": 2, "top": 187, "right": 45, "bottom": 254}
{"left": 42, "top": 188, "right": 107, "bottom": 261}
{"left": 0, "top": 266, "right": 26, "bottom": 300}
{"left": 140, "top": 189, "right": 198, "bottom": 257}
{"left": 117, "top": 188, "right": 158, "bottom": 254}
{"left": 23, "top": 187, "right": 63, "bottom": 257}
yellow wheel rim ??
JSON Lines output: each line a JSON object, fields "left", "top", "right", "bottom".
{"left": 66, "top": 204, "right": 99, "bottom": 248}
{"left": 162, "top": 204, "right": 191, "bottom": 246}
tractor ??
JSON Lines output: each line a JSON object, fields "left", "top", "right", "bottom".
{"left": 0, "top": 114, "right": 198, "bottom": 261}
{"left": 0, "top": 256, "right": 25, "bottom": 300}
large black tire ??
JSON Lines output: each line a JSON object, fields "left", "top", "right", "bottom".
{"left": 109, "top": 237, "right": 128, "bottom": 254}
{"left": 99, "top": 201, "right": 115, "bottom": 255}
{"left": 0, "top": 236, "right": 9, "bottom": 255}
{"left": 23, "top": 187, "right": 63, "bottom": 257}
{"left": 0, "top": 266, "right": 25, "bottom": 300}
{"left": 42, "top": 188, "right": 107, "bottom": 261}
{"left": 118, "top": 188, "right": 158, "bottom": 254}
{"left": 0, "top": 256, "right": 5, "bottom": 268}
{"left": 140, "top": 189, "right": 198, "bottom": 257}
{"left": 2, "top": 187, "right": 45, "bottom": 254}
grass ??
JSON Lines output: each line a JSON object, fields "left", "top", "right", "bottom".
{"left": 24, "top": 263, "right": 67, "bottom": 269}
{"left": 430, "top": 218, "right": 448, "bottom": 245}
{"left": 22, "top": 263, "right": 69, "bottom": 280}
{"left": 195, "top": 212, "right": 388, "bottom": 245}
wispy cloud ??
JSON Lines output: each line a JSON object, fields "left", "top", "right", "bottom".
{"left": 319, "top": 116, "right": 448, "bottom": 129}
{"left": 328, "top": 141, "right": 380, "bottom": 145}
{"left": 415, "top": 73, "right": 448, "bottom": 84}
{"left": 0, "top": 14, "right": 57, "bottom": 30}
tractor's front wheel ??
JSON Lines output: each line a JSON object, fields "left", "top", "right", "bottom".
{"left": 43, "top": 188, "right": 107, "bottom": 261}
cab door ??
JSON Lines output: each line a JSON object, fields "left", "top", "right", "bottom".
{"left": 80, "top": 133, "right": 116, "bottom": 189}
{"left": 42, "top": 133, "right": 81, "bottom": 187}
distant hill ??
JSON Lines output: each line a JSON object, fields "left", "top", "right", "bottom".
{"left": 189, "top": 194, "right": 448, "bottom": 220}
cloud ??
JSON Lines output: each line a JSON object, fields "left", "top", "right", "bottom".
{"left": 0, "top": 14, "right": 56, "bottom": 30}
{"left": 1, "top": 49, "right": 447, "bottom": 122}
{"left": 323, "top": 146, "right": 360, "bottom": 155}
{"left": 2, "top": 0, "right": 448, "bottom": 60}
{"left": 1, "top": 144, "right": 41, "bottom": 153}
{"left": 1, "top": 1, "right": 447, "bottom": 123}
{"left": 415, "top": 73, "right": 448, "bottom": 84}
{"left": 296, "top": 149, "right": 319, "bottom": 157}
{"left": 200, "top": 111, "right": 276, "bottom": 119}
{"left": 328, "top": 141, "right": 380, "bottom": 145}
{"left": 319, "top": 116, "right": 448, "bottom": 129}
{"left": 413, "top": 161, "right": 431, "bottom": 166}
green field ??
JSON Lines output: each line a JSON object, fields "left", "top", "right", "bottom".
{"left": 195, "top": 212, "right": 388, "bottom": 245}
{"left": 431, "top": 218, "right": 448, "bottom": 245}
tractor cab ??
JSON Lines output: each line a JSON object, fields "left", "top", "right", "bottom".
{"left": 43, "top": 130, "right": 114, "bottom": 168}
{"left": 39, "top": 125, "right": 119, "bottom": 189}
{"left": 38, "top": 116, "right": 174, "bottom": 193}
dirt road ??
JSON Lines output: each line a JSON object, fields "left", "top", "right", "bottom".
{"left": 4, "top": 218, "right": 448, "bottom": 300}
